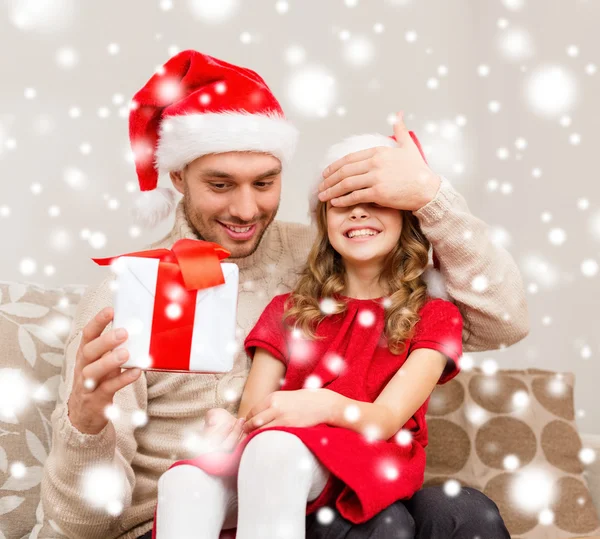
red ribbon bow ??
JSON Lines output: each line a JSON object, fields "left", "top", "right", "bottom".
{"left": 91, "top": 239, "right": 231, "bottom": 371}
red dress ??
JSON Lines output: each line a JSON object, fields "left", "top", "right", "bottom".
{"left": 153, "top": 294, "right": 462, "bottom": 535}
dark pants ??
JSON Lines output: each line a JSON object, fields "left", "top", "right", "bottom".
{"left": 139, "top": 485, "right": 510, "bottom": 539}
{"left": 306, "top": 486, "right": 510, "bottom": 539}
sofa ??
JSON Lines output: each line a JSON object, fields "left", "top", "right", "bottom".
{"left": 0, "top": 279, "right": 599, "bottom": 539}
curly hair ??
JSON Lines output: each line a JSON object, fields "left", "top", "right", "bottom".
{"left": 283, "top": 200, "right": 433, "bottom": 355}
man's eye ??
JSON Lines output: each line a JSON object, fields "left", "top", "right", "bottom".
{"left": 255, "top": 181, "right": 274, "bottom": 188}
{"left": 211, "top": 183, "right": 228, "bottom": 190}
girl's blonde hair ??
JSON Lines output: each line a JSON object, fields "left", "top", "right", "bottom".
{"left": 283, "top": 200, "right": 432, "bottom": 355}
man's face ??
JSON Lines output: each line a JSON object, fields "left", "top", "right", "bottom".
{"left": 170, "top": 152, "right": 282, "bottom": 259}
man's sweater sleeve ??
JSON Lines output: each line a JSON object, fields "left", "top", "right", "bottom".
{"left": 413, "top": 176, "right": 530, "bottom": 352}
{"left": 41, "top": 276, "right": 148, "bottom": 539}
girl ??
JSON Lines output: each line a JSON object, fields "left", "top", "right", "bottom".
{"left": 154, "top": 132, "right": 463, "bottom": 539}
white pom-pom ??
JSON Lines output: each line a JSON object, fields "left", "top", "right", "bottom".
{"left": 422, "top": 267, "right": 449, "bottom": 299}
{"left": 131, "top": 187, "right": 176, "bottom": 228}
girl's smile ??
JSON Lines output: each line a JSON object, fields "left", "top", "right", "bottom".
{"left": 327, "top": 203, "right": 402, "bottom": 264}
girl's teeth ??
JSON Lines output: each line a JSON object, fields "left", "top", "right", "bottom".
{"left": 347, "top": 229, "right": 378, "bottom": 238}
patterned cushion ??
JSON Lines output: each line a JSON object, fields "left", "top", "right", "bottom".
{"left": 424, "top": 368, "right": 600, "bottom": 538}
{"left": 0, "top": 281, "right": 86, "bottom": 539}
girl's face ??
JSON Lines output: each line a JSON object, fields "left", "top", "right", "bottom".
{"left": 326, "top": 202, "right": 403, "bottom": 266}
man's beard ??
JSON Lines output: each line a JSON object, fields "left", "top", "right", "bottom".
{"left": 182, "top": 195, "right": 279, "bottom": 259}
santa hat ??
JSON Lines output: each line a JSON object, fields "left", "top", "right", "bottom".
{"left": 311, "top": 131, "right": 448, "bottom": 299}
{"left": 129, "top": 50, "right": 299, "bottom": 228}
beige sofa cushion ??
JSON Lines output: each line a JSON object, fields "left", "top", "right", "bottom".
{"left": 0, "top": 281, "right": 85, "bottom": 539}
{"left": 424, "top": 368, "right": 600, "bottom": 538}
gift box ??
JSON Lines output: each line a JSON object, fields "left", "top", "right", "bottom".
{"left": 92, "top": 239, "right": 239, "bottom": 373}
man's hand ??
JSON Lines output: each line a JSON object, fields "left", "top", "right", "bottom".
{"left": 67, "top": 307, "right": 142, "bottom": 435}
{"left": 200, "top": 408, "right": 247, "bottom": 453}
{"left": 318, "top": 111, "right": 441, "bottom": 212}
{"left": 243, "top": 389, "right": 337, "bottom": 434}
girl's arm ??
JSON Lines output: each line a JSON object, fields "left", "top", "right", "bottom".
{"left": 237, "top": 348, "right": 286, "bottom": 419}
{"left": 326, "top": 348, "right": 447, "bottom": 441}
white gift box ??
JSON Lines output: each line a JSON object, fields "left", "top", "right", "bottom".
{"left": 110, "top": 256, "right": 239, "bottom": 373}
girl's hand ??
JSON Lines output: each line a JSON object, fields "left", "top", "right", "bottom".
{"left": 199, "top": 408, "right": 247, "bottom": 453}
{"left": 317, "top": 111, "right": 441, "bottom": 212}
{"left": 243, "top": 389, "right": 337, "bottom": 433}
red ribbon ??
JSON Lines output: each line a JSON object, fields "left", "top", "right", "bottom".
{"left": 92, "top": 239, "right": 231, "bottom": 371}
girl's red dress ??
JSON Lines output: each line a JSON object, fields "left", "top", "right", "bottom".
{"left": 152, "top": 294, "right": 462, "bottom": 535}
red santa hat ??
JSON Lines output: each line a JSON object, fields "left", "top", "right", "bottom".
{"left": 129, "top": 50, "right": 298, "bottom": 228}
{"left": 311, "top": 131, "right": 448, "bottom": 299}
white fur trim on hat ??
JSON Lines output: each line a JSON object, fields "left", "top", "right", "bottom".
{"left": 309, "top": 133, "right": 398, "bottom": 217}
{"left": 131, "top": 187, "right": 177, "bottom": 229}
{"left": 156, "top": 112, "right": 299, "bottom": 173}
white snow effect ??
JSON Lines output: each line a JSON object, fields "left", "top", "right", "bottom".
{"left": 503, "top": 454, "right": 521, "bottom": 471}
{"left": 443, "top": 479, "right": 461, "bottom": 497}
{"left": 405, "top": 30, "right": 418, "bottom": 43}
{"left": 88, "top": 231, "right": 107, "bottom": 250}
{"left": 188, "top": 0, "right": 240, "bottom": 23}
{"left": 498, "top": 27, "right": 534, "bottom": 61}
{"left": 581, "top": 259, "right": 598, "bottom": 277}
{"left": 325, "top": 354, "right": 346, "bottom": 375}
{"left": 481, "top": 358, "right": 498, "bottom": 376}
{"left": 510, "top": 468, "right": 556, "bottom": 513}
{"left": 579, "top": 447, "right": 596, "bottom": 465}
{"left": 316, "top": 507, "right": 335, "bottom": 524}
{"left": 458, "top": 354, "right": 475, "bottom": 371}
{"left": 521, "top": 254, "right": 560, "bottom": 289}
{"left": 10, "top": 461, "right": 26, "bottom": 478}
{"left": 364, "top": 425, "right": 383, "bottom": 443}
{"left": 284, "top": 45, "right": 305, "bottom": 66}
{"left": 478, "top": 64, "right": 491, "bottom": 77}
{"left": 8, "top": 0, "right": 76, "bottom": 33}
{"left": 471, "top": 275, "right": 489, "bottom": 293}
{"left": 56, "top": 47, "right": 79, "bottom": 69}
{"left": 395, "top": 429, "right": 412, "bottom": 446}
{"left": 538, "top": 508, "right": 555, "bottom": 526}
{"left": 380, "top": 461, "right": 400, "bottom": 481}
{"left": 287, "top": 65, "right": 336, "bottom": 118}
{"left": 512, "top": 390, "right": 530, "bottom": 410}
{"left": 343, "top": 35, "right": 375, "bottom": 67}
{"left": 344, "top": 404, "right": 361, "bottom": 422}
{"left": 82, "top": 465, "right": 126, "bottom": 513}
{"left": 50, "top": 228, "right": 72, "bottom": 252}
{"left": 566, "top": 45, "right": 579, "bottom": 58}
{"left": 104, "top": 404, "right": 120, "bottom": 421}
{"left": 275, "top": 1, "right": 289, "bottom": 14}
{"left": 358, "top": 309, "right": 375, "bottom": 327}
{"left": 548, "top": 228, "right": 567, "bottom": 246}
{"left": 502, "top": 0, "right": 525, "bottom": 11}
{"left": 488, "top": 226, "right": 512, "bottom": 249}
{"left": 19, "top": 258, "right": 37, "bottom": 276}
{"left": 131, "top": 410, "right": 148, "bottom": 428}
{"left": 319, "top": 297, "right": 337, "bottom": 315}
{"left": 165, "top": 302, "right": 183, "bottom": 320}
{"left": 547, "top": 375, "right": 567, "bottom": 397}
{"left": 525, "top": 65, "right": 579, "bottom": 117}
{"left": 465, "top": 403, "right": 489, "bottom": 427}
{"left": 304, "top": 375, "right": 323, "bottom": 390}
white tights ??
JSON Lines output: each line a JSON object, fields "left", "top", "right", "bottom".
{"left": 156, "top": 430, "right": 330, "bottom": 539}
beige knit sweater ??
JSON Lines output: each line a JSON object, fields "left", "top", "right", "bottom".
{"left": 40, "top": 177, "right": 529, "bottom": 539}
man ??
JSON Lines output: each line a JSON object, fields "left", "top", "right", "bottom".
{"left": 41, "top": 50, "right": 524, "bottom": 539}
